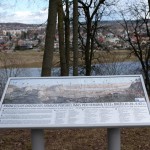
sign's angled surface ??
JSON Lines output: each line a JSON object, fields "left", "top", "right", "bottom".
{"left": 0, "top": 75, "right": 150, "bottom": 128}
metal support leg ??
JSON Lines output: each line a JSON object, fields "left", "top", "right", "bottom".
{"left": 31, "top": 129, "right": 44, "bottom": 150}
{"left": 107, "top": 128, "right": 120, "bottom": 150}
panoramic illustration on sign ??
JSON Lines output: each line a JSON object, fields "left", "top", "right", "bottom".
{"left": 0, "top": 76, "right": 150, "bottom": 128}
{"left": 3, "top": 76, "right": 145, "bottom": 104}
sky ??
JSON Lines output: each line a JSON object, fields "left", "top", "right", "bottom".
{"left": 8, "top": 76, "right": 139, "bottom": 88}
{"left": 0, "top": 0, "right": 49, "bottom": 24}
{"left": 0, "top": 0, "right": 149, "bottom": 24}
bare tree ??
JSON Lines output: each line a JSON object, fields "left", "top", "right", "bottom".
{"left": 41, "top": 0, "right": 58, "bottom": 76}
{"left": 65, "top": 0, "right": 71, "bottom": 75}
{"left": 73, "top": 0, "right": 79, "bottom": 76}
{"left": 58, "top": 0, "right": 68, "bottom": 76}
{"left": 0, "top": 53, "right": 27, "bottom": 99}
{"left": 78, "top": 0, "right": 105, "bottom": 75}
{"left": 118, "top": 1, "right": 150, "bottom": 93}
{"left": 92, "top": 51, "right": 136, "bottom": 75}
{"left": 148, "top": 0, "right": 150, "bottom": 11}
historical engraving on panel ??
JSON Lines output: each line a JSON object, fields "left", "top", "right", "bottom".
{"left": 3, "top": 76, "right": 145, "bottom": 104}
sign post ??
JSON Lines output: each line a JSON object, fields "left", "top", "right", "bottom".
{"left": 108, "top": 128, "right": 120, "bottom": 150}
{"left": 0, "top": 75, "right": 150, "bottom": 150}
{"left": 31, "top": 129, "right": 44, "bottom": 150}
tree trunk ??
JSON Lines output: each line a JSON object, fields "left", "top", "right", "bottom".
{"left": 148, "top": 0, "right": 150, "bottom": 12}
{"left": 73, "top": 0, "right": 79, "bottom": 76}
{"left": 65, "top": 0, "right": 70, "bottom": 75}
{"left": 85, "top": 20, "right": 92, "bottom": 76}
{"left": 41, "top": 0, "right": 58, "bottom": 76}
{"left": 58, "top": 0, "right": 68, "bottom": 76}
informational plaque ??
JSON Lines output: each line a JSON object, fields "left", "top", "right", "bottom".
{"left": 0, "top": 75, "right": 150, "bottom": 128}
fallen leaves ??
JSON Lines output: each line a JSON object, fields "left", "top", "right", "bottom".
{"left": 0, "top": 128, "right": 150, "bottom": 150}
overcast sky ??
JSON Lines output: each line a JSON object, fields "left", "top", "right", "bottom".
{"left": 0, "top": 0, "right": 48, "bottom": 24}
{"left": 0, "top": 0, "right": 149, "bottom": 24}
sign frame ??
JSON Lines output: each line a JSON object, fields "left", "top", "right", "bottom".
{"left": 0, "top": 75, "right": 150, "bottom": 129}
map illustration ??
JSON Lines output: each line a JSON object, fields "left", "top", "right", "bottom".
{"left": 2, "top": 76, "right": 145, "bottom": 104}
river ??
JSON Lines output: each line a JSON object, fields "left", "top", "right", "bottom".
{"left": 0, "top": 61, "right": 143, "bottom": 77}
{"left": 0, "top": 61, "right": 143, "bottom": 99}
{"left": 17, "top": 61, "right": 143, "bottom": 76}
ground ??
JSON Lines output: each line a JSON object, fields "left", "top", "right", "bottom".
{"left": 0, "top": 128, "right": 150, "bottom": 150}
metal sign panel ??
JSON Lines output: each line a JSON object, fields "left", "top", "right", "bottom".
{"left": 0, "top": 75, "right": 150, "bottom": 128}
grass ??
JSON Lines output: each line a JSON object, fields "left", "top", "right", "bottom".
{"left": 0, "top": 49, "right": 138, "bottom": 68}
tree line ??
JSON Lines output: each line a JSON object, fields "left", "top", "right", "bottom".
{"left": 41, "top": 0, "right": 150, "bottom": 94}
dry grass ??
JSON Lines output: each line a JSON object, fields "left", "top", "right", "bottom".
{"left": 1, "top": 128, "right": 150, "bottom": 150}
{"left": 0, "top": 51, "right": 43, "bottom": 68}
{"left": 0, "top": 50, "right": 137, "bottom": 68}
